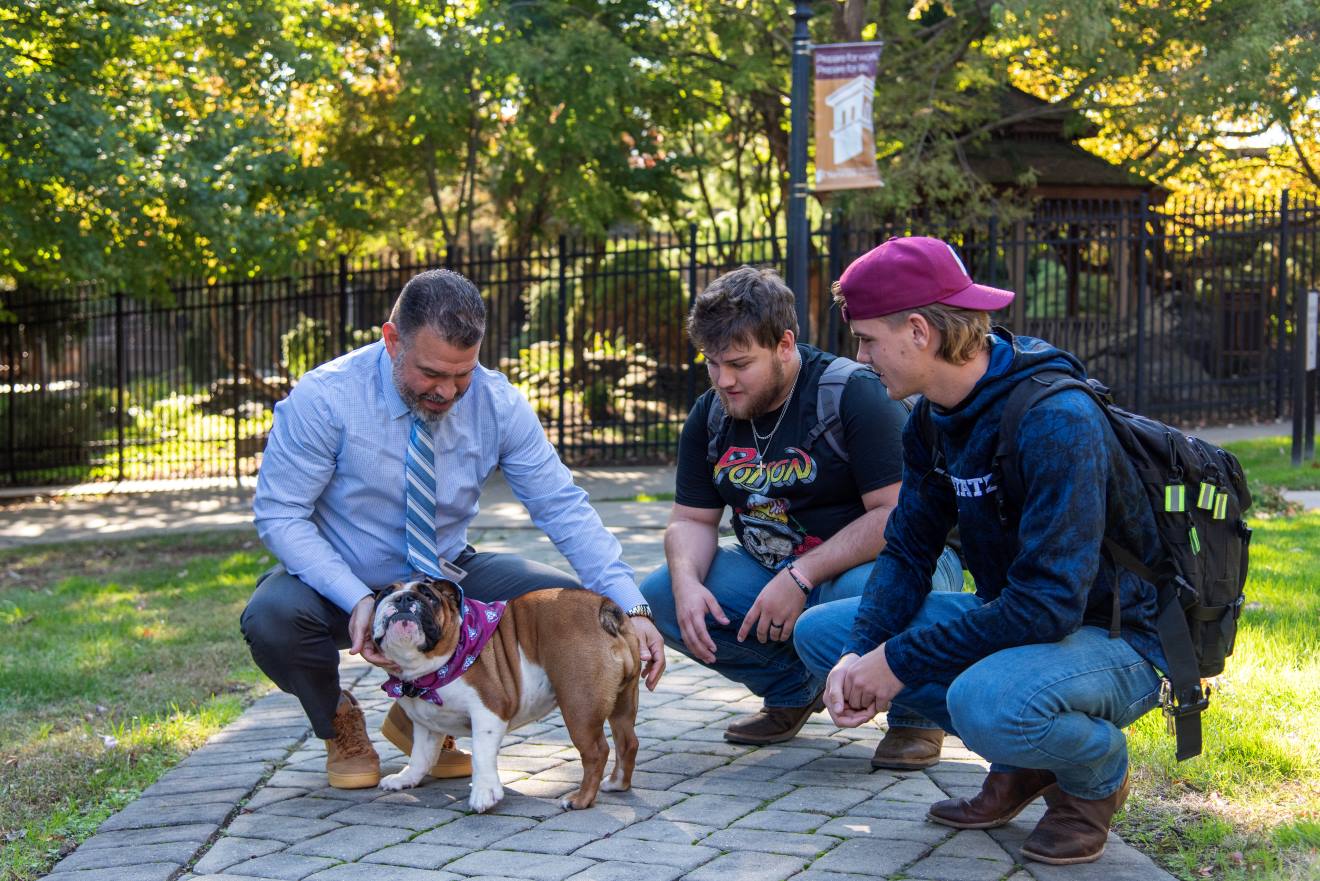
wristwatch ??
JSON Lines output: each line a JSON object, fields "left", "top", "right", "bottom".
{"left": 625, "top": 603, "right": 654, "bottom": 621}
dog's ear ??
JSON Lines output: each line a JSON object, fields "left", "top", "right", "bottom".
{"left": 418, "top": 578, "right": 461, "bottom": 611}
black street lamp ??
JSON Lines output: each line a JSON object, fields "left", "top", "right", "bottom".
{"left": 787, "top": 0, "right": 813, "bottom": 341}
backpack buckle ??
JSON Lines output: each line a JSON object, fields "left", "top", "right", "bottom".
{"left": 1171, "top": 574, "right": 1199, "bottom": 609}
{"left": 1160, "top": 677, "right": 1210, "bottom": 736}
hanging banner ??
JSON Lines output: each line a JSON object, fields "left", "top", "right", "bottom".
{"left": 813, "top": 42, "right": 884, "bottom": 192}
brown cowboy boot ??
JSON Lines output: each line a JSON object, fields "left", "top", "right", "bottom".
{"left": 724, "top": 695, "right": 825, "bottom": 745}
{"left": 380, "top": 702, "right": 473, "bottom": 778}
{"left": 871, "top": 726, "right": 946, "bottom": 770}
{"left": 325, "top": 690, "right": 380, "bottom": 789}
{"left": 928, "top": 768, "right": 1058, "bottom": 829}
{"left": 1019, "top": 771, "right": 1131, "bottom": 865}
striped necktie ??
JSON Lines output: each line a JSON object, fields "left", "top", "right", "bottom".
{"left": 404, "top": 417, "right": 444, "bottom": 579}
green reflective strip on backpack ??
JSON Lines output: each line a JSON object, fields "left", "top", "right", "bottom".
{"left": 1189, "top": 525, "right": 1201, "bottom": 554}
{"left": 1197, "top": 482, "right": 1217, "bottom": 509}
{"left": 1165, "top": 484, "right": 1186, "bottom": 512}
{"left": 1214, "top": 491, "right": 1229, "bottom": 520}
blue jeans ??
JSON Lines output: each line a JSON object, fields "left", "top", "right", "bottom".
{"left": 794, "top": 592, "right": 1162, "bottom": 799}
{"left": 641, "top": 544, "right": 963, "bottom": 717}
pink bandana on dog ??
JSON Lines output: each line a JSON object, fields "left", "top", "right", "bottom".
{"left": 381, "top": 596, "right": 506, "bottom": 706}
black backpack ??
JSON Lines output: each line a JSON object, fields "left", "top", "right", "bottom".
{"left": 706, "top": 356, "right": 867, "bottom": 463}
{"left": 916, "top": 369, "right": 1252, "bottom": 761}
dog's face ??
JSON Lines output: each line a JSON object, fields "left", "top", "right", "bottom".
{"left": 372, "top": 579, "right": 463, "bottom": 668}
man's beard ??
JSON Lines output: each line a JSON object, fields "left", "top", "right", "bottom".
{"left": 393, "top": 356, "right": 462, "bottom": 428}
{"left": 715, "top": 356, "right": 787, "bottom": 421}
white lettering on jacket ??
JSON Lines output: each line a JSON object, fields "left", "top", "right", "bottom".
{"left": 950, "top": 473, "right": 998, "bottom": 498}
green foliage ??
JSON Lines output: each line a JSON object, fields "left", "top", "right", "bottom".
{"left": 0, "top": 0, "right": 350, "bottom": 293}
{"left": 280, "top": 314, "right": 332, "bottom": 380}
{"left": 0, "top": 385, "right": 119, "bottom": 471}
{"left": 3, "top": 0, "right": 1316, "bottom": 294}
{"left": 524, "top": 245, "right": 688, "bottom": 363}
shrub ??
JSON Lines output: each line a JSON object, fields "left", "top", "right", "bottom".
{"left": 281, "top": 315, "right": 332, "bottom": 379}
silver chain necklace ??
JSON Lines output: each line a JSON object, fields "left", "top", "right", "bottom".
{"left": 750, "top": 356, "right": 802, "bottom": 464}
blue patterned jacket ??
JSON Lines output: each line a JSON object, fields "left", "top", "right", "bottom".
{"left": 845, "top": 333, "right": 1166, "bottom": 686}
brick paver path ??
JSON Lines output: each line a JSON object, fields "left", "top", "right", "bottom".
{"left": 45, "top": 649, "right": 1172, "bottom": 881}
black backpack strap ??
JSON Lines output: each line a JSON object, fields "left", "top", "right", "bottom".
{"left": 1105, "top": 538, "right": 1207, "bottom": 759}
{"left": 994, "top": 370, "right": 1126, "bottom": 634}
{"left": 705, "top": 394, "right": 731, "bottom": 464}
{"left": 803, "top": 357, "right": 865, "bottom": 462}
{"left": 993, "top": 370, "right": 1098, "bottom": 523}
{"left": 912, "top": 395, "right": 945, "bottom": 477}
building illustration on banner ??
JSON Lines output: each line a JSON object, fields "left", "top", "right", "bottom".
{"left": 825, "top": 75, "right": 874, "bottom": 165}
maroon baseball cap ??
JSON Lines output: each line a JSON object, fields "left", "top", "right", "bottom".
{"left": 836, "top": 236, "right": 1015, "bottom": 320}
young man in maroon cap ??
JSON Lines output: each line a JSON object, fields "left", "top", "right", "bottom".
{"left": 793, "top": 237, "right": 1167, "bottom": 865}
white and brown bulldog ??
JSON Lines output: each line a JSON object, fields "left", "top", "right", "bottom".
{"left": 372, "top": 578, "right": 641, "bottom": 813}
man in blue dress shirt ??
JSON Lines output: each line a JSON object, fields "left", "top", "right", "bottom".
{"left": 243, "top": 269, "right": 665, "bottom": 789}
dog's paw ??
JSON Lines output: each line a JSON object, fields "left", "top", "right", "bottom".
{"left": 599, "top": 777, "right": 630, "bottom": 793}
{"left": 468, "top": 781, "right": 504, "bottom": 813}
{"left": 559, "top": 790, "right": 597, "bottom": 810}
{"left": 379, "top": 771, "right": 420, "bottom": 791}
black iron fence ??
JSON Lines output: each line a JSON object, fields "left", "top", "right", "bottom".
{"left": 3, "top": 195, "right": 1318, "bottom": 486}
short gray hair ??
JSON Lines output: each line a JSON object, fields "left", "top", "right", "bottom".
{"left": 389, "top": 269, "right": 486, "bottom": 349}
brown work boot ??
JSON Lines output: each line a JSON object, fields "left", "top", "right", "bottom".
{"left": 724, "top": 695, "right": 824, "bottom": 745}
{"left": 1019, "top": 772, "right": 1131, "bottom": 865}
{"left": 871, "top": 725, "right": 946, "bottom": 770}
{"left": 380, "top": 702, "right": 472, "bottom": 778}
{"left": 928, "top": 768, "right": 1058, "bottom": 829}
{"left": 324, "top": 690, "right": 380, "bottom": 789}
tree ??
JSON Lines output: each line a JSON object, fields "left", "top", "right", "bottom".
{"left": 0, "top": 0, "right": 346, "bottom": 294}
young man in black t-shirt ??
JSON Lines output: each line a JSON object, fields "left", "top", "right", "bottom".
{"left": 640, "top": 266, "right": 962, "bottom": 763}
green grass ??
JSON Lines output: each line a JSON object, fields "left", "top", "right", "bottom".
{"left": 0, "top": 532, "right": 272, "bottom": 881}
{"left": 1223, "top": 436, "right": 1320, "bottom": 493}
{"left": 1118, "top": 512, "right": 1320, "bottom": 881}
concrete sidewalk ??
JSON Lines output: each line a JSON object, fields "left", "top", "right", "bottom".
{"left": 16, "top": 462, "right": 1179, "bottom": 881}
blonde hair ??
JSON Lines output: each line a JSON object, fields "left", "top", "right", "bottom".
{"left": 883, "top": 304, "right": 991, "bottom": 365}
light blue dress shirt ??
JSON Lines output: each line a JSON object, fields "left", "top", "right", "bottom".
{"left": 253, "top": 341, "right": 644, "bottom": 614}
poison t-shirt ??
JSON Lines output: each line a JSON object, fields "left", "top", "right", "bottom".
{"left": 675, "top": 345, "right": 908, "bottom": 569}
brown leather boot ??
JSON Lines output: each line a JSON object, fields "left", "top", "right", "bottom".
{"left": 325, "top": 690, "right": 380, "bottom": 789}
{"left": 380, "top": 702, "right": 472, "bottom": 778}
{"left": 871, "top": 726, "right": 946, "bottom": 770}
{"left": 1019, "top": 772, "right": 1131, "bottom": 865}
{"left": 928, "top": 768, "right": 1058, "bottom": 829}
{"left": 723, "top": 695, "right": 824, "bottom": 745}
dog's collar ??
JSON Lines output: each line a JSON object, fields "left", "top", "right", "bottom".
{"left": 382, "top": 596, "right": 506, "bottom": 706}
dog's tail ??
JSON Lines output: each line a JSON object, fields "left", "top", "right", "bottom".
{"left": 598, "top": 599, "right": 627, "bottom": 638}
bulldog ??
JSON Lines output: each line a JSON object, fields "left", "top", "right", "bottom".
{"left": 372, "top": 578, "right": 641, "bottom": 813}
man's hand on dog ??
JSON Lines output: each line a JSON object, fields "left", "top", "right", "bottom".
{"left": 348, "top": 595, "right": 401, "bottom": 674}
{"left": 630, "top": 616, "right": 666, "bottom": 691}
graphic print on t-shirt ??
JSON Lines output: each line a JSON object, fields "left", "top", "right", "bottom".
{"left": 713, "top": 445, "right": 822, "bottom": 568}
{"left": 673, "top": 344, "right": 909, "bottom": 573}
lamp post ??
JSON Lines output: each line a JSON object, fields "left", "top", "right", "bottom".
{"left": 787, "top": 0, "right": 813, "bottom": 341}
